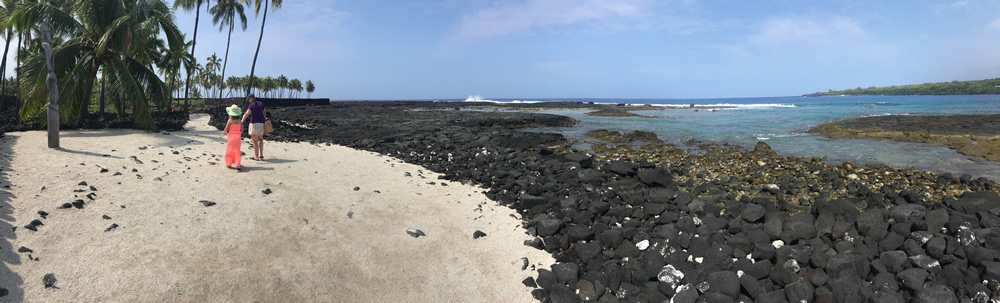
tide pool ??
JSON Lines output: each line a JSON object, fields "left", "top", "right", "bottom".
{"left": 516, "top": 95, "right": 1000, "bottom": 181}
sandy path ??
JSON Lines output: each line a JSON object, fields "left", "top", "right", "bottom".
{"left": 0, "top": 114, "right": 552, "bottom": 302}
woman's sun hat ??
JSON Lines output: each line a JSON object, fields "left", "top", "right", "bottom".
{"left": 226, "top": 104, "right": 242, "bottom": 116}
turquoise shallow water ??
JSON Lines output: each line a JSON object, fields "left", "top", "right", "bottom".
{"left": 470, "top": 95, "right": 1000, "bottom": 181}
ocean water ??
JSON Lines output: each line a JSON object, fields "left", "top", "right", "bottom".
{"left": 460, "top": 95, "right": 1000, "bottom": 181}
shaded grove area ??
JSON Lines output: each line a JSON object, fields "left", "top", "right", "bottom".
{"left": 0, "top": 96, "right": 189, "bottom": 133}
{"left": 210, "top": 101, "right": 1000, "bottom": 302}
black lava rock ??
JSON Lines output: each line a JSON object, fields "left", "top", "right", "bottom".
{"left": 536, "top": 219, "right": 562, "bottom": 237}
{"left": 741, "top": 203, "right": 766, "bottom": 223}
{"left": 706, "top": 270, "right": 740, "bottom": 299}
{"left": 199, "top": 200, "right": 216, "bottom": 207}
{"left": 566, "top": 224, "right": 594, "bottom": 241}
{"left": 406, "top": 228, "right": 425, "bottom": 238}
{"left": 637, "top": 167, "right": 672, "bottom": 187}
{"left": 913, "top": 284, "right": 959, "bottom": 303}
{"left": 473, "top": 230, "right": 487, "bottom": 239}
{"left": 43, "top": 273, "right": 57, "bottom": 288}
{"left": 552, "top": 262, "right": 579, "bottom": 284}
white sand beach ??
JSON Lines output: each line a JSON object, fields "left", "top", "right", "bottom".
{"left": 0, "top": 114, "right": 553, "bottom": 302}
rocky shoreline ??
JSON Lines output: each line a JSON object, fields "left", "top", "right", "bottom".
{"left": 811, "top": 114, "right": 1000, "bottom": 162}
{"left": 217, "top": 101, "right": 1000, "bottom": 302}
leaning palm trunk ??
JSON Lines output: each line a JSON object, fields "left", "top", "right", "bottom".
{"left": 41, "top": 23, "right": 58, "bottom": 148}
{"left": 183, "top": 1, "right": 204, "bottom": 112}
{"left": 245, "top": 0, "right": 269, "bottom": 104}
{"left": 0, "top": 31, "right": 10, "bottom": 97}
{"left": 219, "top": 23, "right": 232, "bottom": 100}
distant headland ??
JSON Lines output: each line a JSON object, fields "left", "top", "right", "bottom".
{"left": 804, "top": 78, "right": 1000, "bottom": 96}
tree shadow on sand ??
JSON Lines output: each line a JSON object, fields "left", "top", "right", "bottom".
{"left": 0, "top": 135, "right": 26, "bottom": 301}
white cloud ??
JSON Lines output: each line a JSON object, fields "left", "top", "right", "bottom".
{"left": 746, "top": 16, "right": 895, "bottom": 59}
{"left": 990, "top": 18, "right": 1000, "bottom": 30}
{"left": 750, "top": 16, "right": 864, "bottom": 47}
{"left": 451, "top": 0, "right": 650, "bottom": 40}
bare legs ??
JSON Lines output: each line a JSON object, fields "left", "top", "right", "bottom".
{"left": 252, "top": 134, "right": 264, "bottom": 160}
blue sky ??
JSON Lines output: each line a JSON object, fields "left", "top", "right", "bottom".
{"left": 12, "top": 0, "right": 1000, "bottom": 100}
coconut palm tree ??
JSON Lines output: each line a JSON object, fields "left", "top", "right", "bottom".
{"left": 157, "top": 34, "right": 194, "bottom": 109}
{"left": 0, "top": 0, "right": 19, "bottom": 97}
{"left": 240, "top": 0, "right": 282, "bottom": 98}
{"left": 203, "top": 53, "right": 220, "bottom": 97}
{"left": 289, "top": 78, "right": 301, "bottom": 98}
{"left": 305, "top": 80, "right": 314, "bottom": 98}
{"left": 173, "top": 0, "right": 209, "bottom": 112}
{"left": 276, "top": 74, "right": 287, "bottom": 97}
{"left": 209, "top": 0, "right": 246, "bottom": 100}
{"left": 13, "top": 0, "right": 183, "bottom": 129}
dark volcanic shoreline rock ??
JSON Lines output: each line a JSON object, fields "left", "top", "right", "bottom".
{"left": 220, "top": 101, "right": 1000, "bottom": 302}
{"left": 811, "top": 114, "right": 1000, "bottom": 162}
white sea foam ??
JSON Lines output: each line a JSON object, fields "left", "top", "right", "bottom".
{"left": 862, "top": 113, "right": 910, "bottom": 117}
{"left": 463, "top": 95, "right": 543, "bottom": 104}
{"left": 753, "top": 132, "right": 807, "bottom": 141}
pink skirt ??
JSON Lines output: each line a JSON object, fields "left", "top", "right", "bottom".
{"left": 225, "top": 124, "right": 242, "bottom": 167}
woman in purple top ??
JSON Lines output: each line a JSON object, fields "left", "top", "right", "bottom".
{"left": 241, "top": 94, "right": 267, "bottom": 160}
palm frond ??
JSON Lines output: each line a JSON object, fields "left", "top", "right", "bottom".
{"left": 105, "top": 57, "right": 154, "bottom": 130}
{"left": 11, "top": 1, "right": 81, "bottom": 36}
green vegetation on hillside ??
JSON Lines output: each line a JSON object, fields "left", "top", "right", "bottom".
{"left": 805, "top": 78, "right": 1000, "bottom": 96}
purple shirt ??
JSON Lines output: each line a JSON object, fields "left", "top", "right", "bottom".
{"left": 248, "top": 101, "right": 265, "bottom": 123}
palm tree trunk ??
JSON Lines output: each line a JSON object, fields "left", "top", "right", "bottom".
{"left": 167, "top": 77, "right": 174, "bottom": 112}
{"left": 0, "top": 30, "right": 12, "bottom": 97}
{"left": 246, "top": 0, "right": 269, "bottom": 105}
{"left": 41, "top": 24, "right": 59, "bottom": 148}
{"left": 15, "top": 32, "right": 21, "bottom": 101}
{"left": 99, "top": 76, "right": 105, "bottom": 113}
{"left": 76, "top": 62, "right": 99, "bottom": 127}
{"left": 184, "top": 1, "right": 203, "bottom": 112}
{"left": 219, "top": 22, "right": 233, "bottom": 100}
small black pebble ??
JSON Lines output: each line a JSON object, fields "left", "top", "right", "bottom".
{"left": 473, "top": 230, "right": 487, "bottom": 239}
{"left": 17, "top": 246, "right": 32, "bottom": 253}
{"left": 58, "top": 203, "right": 72, "bottom": 209}
{"left": 72, "top": 200, "right": 85, "bottom": 209}
{"left": 262, "top": 188, "right": 272, "bottom": 195}
{"left": 102, "top": 215, "right": 111, "bottom": 220}
{"left": 353, "top": 186, "right": 360, "bottom": 191}
{"left": 37, "top": 211, "right": 48, "bottom": 219}
{"left": 89, "top": 186, "right": 97, "bottom": 191}
{"left": 43, "top": 273, "right": 56, "bottom": 288}
{"left": 406, "top": 228, "right": 425, "bottom": 238}
{"left": 104, "top": 223, "right": 119, "bottom": 232}
{"left": 200, "top": 200, "right": 216, "bottom": 207}
{"left": 78, "top": 181, "right": 87, "bottom": 186}
{"left": 100, "top": 168, "right": 109, "bottom": 173}
{"left": 23, "top": 224, "right": 36, "bottom": 231}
